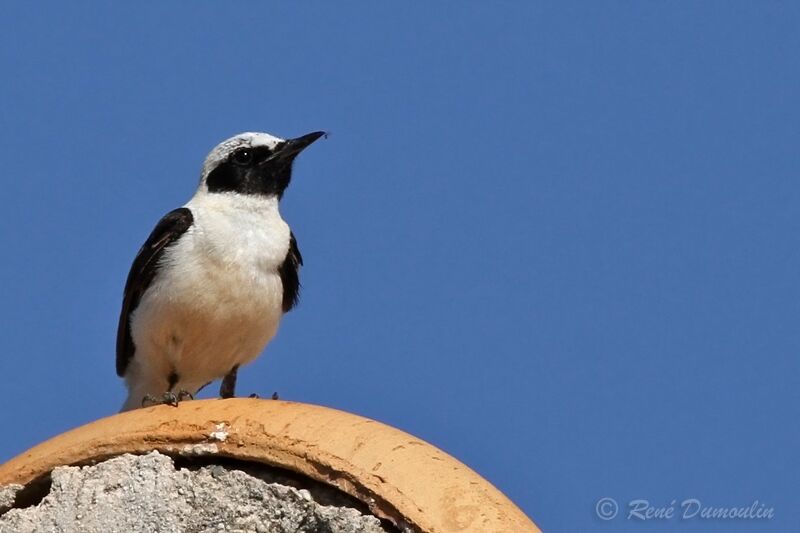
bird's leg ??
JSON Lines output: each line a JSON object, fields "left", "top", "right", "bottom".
{"left": 219, "top": 365, "right": 239, "bottom": 399}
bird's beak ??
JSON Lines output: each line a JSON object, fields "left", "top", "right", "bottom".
{"left": 272, "top": 131, "right": 326, "bottom": 162}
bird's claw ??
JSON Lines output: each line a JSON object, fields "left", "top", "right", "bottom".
{"left": 163, "top": 391, "right": 178, "bottom": 406}
{"left": 141, "top": 390, "right": 192, "bottom": 408}
{"left": 244, "top": 392, "right": 277, "bottom": 400}
{"left": 141, "top": 394, "right": 159, "bottom": 408}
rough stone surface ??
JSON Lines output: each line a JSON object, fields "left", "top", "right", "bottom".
{"left": 0, "top": 452, "right": 389, "bottom": 533}
{"left": 0, "top": 484, "right": 21, "bottom": 515}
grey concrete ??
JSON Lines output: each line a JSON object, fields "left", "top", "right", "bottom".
{"left": 0, "top": 484, "right": 21, "bottom": 515}
{"left": 0, "top": 451, "right": 389, "bottom": 533}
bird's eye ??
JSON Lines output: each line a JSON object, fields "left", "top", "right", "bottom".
{"left": 232, "top": 149, "right": 253, "bottom": 166}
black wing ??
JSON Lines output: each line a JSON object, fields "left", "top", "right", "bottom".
{"left": 279, "top": 231, "right": 303, "bottom": 313}
{"left": 116, "top": 207, "right": 194, "bottom": 376}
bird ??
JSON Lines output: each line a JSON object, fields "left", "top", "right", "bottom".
{"left": 116, "top": 130, "right": 324, "bottom": 411}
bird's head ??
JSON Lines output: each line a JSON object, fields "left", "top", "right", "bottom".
{"left": 199, "top": 131, "right": 325, "bottom": 198}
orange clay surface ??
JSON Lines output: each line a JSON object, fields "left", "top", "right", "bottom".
{"left": 0, "top": 399, "right": 540, "bottom": 532}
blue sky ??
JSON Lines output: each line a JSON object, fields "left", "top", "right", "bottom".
{"left": 0, "top": 3, "right": 797, "bottom": 531}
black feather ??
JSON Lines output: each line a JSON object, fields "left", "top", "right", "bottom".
{"left": 116, "top": 208, "right": 194, "bottom": 376}
{"left": 279, "top": 232, "right": 303, "bottom": 313}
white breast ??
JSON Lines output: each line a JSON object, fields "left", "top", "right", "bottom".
{"left": 125, "top": 192, "right": 291, "bottom": 400}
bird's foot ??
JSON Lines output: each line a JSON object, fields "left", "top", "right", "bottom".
{"left": 141, "top": 392, "right": 176, "bottom": 408}
{"left": 141, "top": 390, "right": 192, "bottom": 408}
